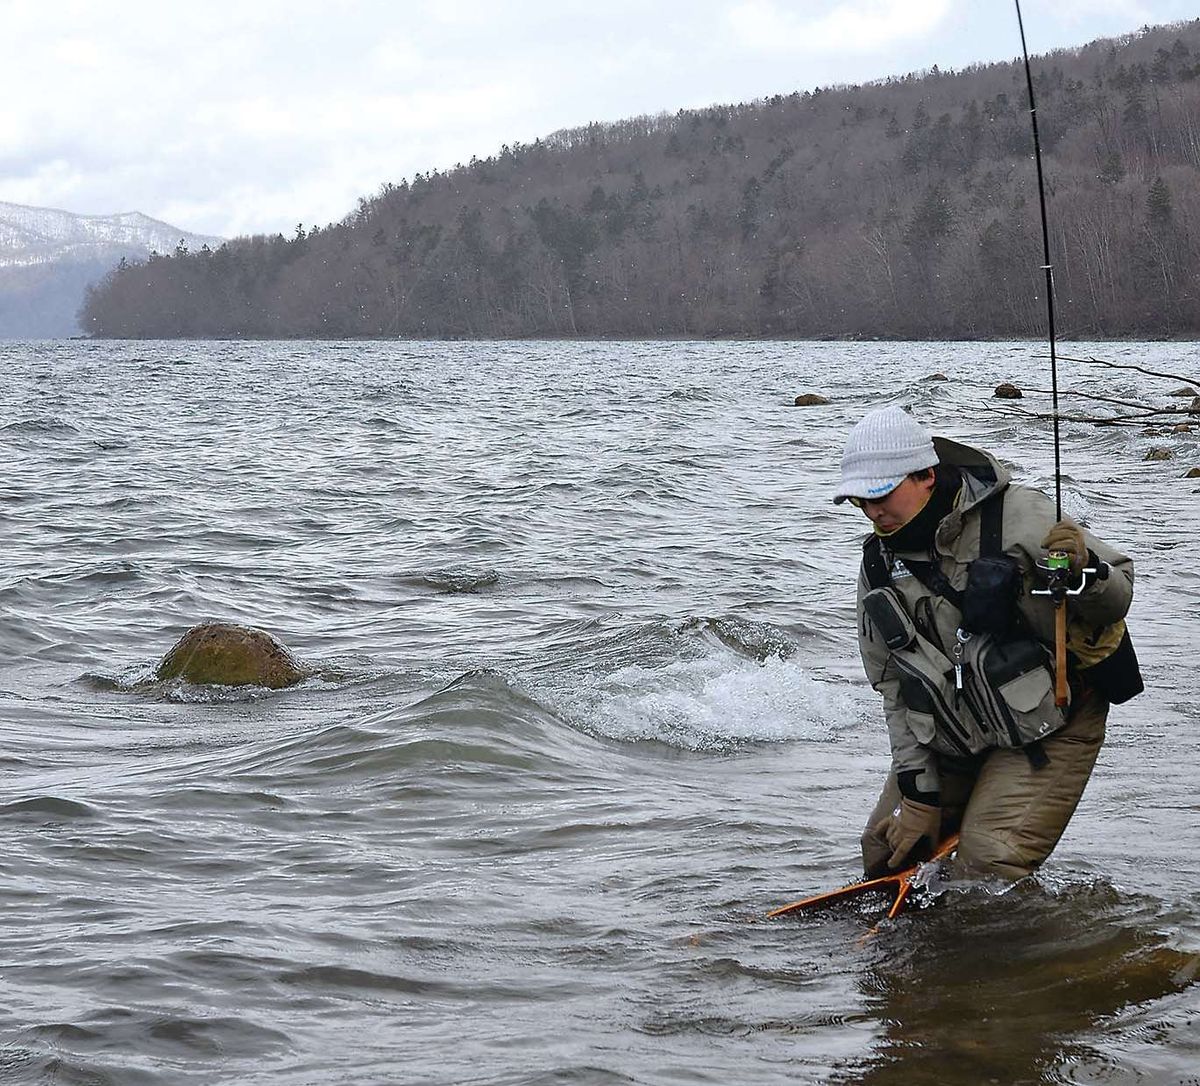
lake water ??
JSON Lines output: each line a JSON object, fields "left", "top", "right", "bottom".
{"left": 1, "top": 339, "right": 1197, "bottom": 1085}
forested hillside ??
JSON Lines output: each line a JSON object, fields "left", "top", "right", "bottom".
{"left": 84, "top": 20, "right": 1200, "bottom": 339}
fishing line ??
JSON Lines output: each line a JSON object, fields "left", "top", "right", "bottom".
{"left": 1014, "top": 0, "right": 1063, "bottom": 520}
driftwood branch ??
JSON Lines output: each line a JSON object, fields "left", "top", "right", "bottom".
{"left": 986, "top": 400, "right": 1193, "bottom": 426}
{"left": 962, "top": 379, "right": 1193, "bottom": 415}
{"left": 1051, "top": 353, "right": 1200, "bottom": 388}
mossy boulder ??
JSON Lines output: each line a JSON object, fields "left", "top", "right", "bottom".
{"left": 157, "top": 623, "right": 310, "bottom": 688}
{"left": 793, "top": 393, "right": 830, "bottom": 406}
{"left": 994, "top": 382, "right": 1023, "bottom": 399}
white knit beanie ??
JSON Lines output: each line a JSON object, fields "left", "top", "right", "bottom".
{"left": 833, "top": 405, "right": 939, "bottom": 504}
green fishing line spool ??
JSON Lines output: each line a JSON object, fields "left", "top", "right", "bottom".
{"left": 1046, "top": 550, "right": 1071, "bottom": 574}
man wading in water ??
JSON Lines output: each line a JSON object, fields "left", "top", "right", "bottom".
{"left": 835, "top": 405, "right": 1142, "bottom": 880}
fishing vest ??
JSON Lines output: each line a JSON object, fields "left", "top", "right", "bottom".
{"left": 859, "top": 490, "right": 1065, "bottom": 766}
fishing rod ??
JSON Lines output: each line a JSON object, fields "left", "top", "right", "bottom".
{"left": 1015, "top": 1, "right": 1091, "bottom": 709}
{"left": 768, "top": 12, "right": 1081, "bottom": 928}
{"left": 1014, "top": 0, "right": 1062, "bottom": 522}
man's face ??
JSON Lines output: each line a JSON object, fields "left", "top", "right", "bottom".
{"left": 855, "top": 472, "right": 936, "bottom": 534}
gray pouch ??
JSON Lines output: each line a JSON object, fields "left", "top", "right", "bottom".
{"left": 863, "top": 587, "right": 917, "bottom": 652}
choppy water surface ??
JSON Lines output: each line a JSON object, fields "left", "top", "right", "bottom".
{"left": 1, "top": 339, "right": 1197, "bottom": 1085}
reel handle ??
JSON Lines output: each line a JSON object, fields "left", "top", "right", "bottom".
{"left": 1031, "top": 551, "right": 1096, "bottom": 708}
{"left": 1054, "top": 604, "right": 1069, "bottom": 707}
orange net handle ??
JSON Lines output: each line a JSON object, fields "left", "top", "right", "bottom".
{"left": 767, "top": 834, "right": 960, "bottom": 921}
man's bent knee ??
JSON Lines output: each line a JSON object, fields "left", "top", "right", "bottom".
{"left": 954, "top": 827, "right": 1039, "bottom": 881}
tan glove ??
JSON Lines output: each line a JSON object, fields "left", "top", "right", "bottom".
{"left": 1041, "top": 518, "right": 1087, "bottom": 576}
{"left": 873, "top": 797, "right": 941, "bottom": 870}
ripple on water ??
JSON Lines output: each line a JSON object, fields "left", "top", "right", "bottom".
{"left": 9, "top": 1009, "right": 291, "bottom": 1086}
{"left": 0, "top": 796, "right": 99, "bottom": 821}
{"left": 1, "top": 416, "right": 82, "bottom": 436}
{"left": 392, "top": 567, "right": 504, "bottom": 594}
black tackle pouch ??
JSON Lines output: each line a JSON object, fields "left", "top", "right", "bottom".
{"left": 980, "top": 636, "right": 1047, "bottom": 688}
{"left": 962, "top": 555, "right": 1022, "bottom": 637}
{"left": 1080, "top": 626, "right": 1144, "bottom": 704}
{"left": 863, "top": 587, "right": 917, "bottom": 652}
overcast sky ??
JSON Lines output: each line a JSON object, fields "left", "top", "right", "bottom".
{"left": 2, "top": 0, "right": 1196, "bottom": 239}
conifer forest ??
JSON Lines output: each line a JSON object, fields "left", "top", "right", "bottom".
{"left": 83, "top": 21, "right": 1200, "bottom": 340}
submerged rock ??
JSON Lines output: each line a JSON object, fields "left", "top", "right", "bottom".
{"left": 994, "top": 382, "right": 1023, "bottom": 399}
{"left": 1168, "top": 386, "right": 1199, "bottom": 397}
{"left": 157, "top": 623, "right": 310, "bottom": 688}
{"left": 1189, "top": 396, "right": 1200, "bottom": 414}
{"left": 1144, "top": 447, "right": 1173, "bottom": 462}
{"left": 1171, "top": 423, "right": 1193, "bottom": 433}
{"left": 923, "top": 372, "right": 949, "bottom": 381}
{"left": 793, "top": 393, "right": 830, "bottom": 406}
{"left": 1184, "top": 467, "right": 1200, "bottom": 479}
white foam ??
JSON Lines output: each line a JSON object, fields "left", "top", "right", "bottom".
{"left": 553, "top": 650, "right": 860, "bottom": 750}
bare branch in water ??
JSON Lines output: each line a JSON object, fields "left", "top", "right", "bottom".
{"left": 987, "top": 400, "right": 1194, "bottom": 426}
{"left": 963, "top": 380, "right": 1181, "bottom": 414}
{"left": 1052, "top": 354, "right": 1200, "bottom": 388}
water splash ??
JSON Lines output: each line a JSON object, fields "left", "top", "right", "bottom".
{"left": 550, "top": 648, "right": 858, "bottom": 750}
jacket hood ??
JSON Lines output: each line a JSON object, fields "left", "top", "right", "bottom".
{"left": 863, "top": 436, "right": 1011, "bottom": 556}
{"left": 933, "top": 436, "right": 1010, "bottom": 507}
{"left": 930, "top": 436, "right": 1010, "bottom": 551}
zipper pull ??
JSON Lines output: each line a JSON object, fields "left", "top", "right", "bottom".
{"left": 953, "top": 627, "right": 971, "bottom": 691}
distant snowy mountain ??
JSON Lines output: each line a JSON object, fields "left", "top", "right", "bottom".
{"left": 0, "top": 200, "right": 222, "bottom": 268}
{"left": 0, "top": 200, "right": 223, "bottom": 338}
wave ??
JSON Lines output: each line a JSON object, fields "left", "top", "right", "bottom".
{"left": 544, "top": 646, "right": 858, "bottom": 751}
{"left": 0, "top": 560, "right": 147, "bottom": 600}
{"left": 6, "top": 1009, "right": 290, "bottom": 1086}
{"left": 679, "top": 615, "right": 806, "bottom": 661}
{"left": 213, "top": 669, "right": 611, "bottom": 786}
{"left": 92, "top": 651, "right": 833, "bottom": 799}
{"left": 667, "top": 386, "right": 717, "bottom": 402}
{"left": 0, "top": 795, "right": 98, "bottom": 820}
{"left": 392, "top": 568, "right": 503, "bottom": 594}
{"left": 0, "top": 415, "right": 81, "bottom": 436}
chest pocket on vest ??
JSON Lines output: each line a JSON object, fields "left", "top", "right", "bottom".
{"left": 965, "top": 636, "right": 1068, "bottom": 747}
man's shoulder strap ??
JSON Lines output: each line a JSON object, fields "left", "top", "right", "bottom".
{"left": 862, "top": 534, "right": 891, "bottom": 589}
{"left": 978, "top": 487, "right": 1005, "bottom": 557}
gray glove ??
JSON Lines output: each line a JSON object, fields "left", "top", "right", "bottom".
{"left": 1042, "top": 518, "right": 1087, "bottom": 576}
{"left": 874, "top": 797, "right": 941, "bottom": 870}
